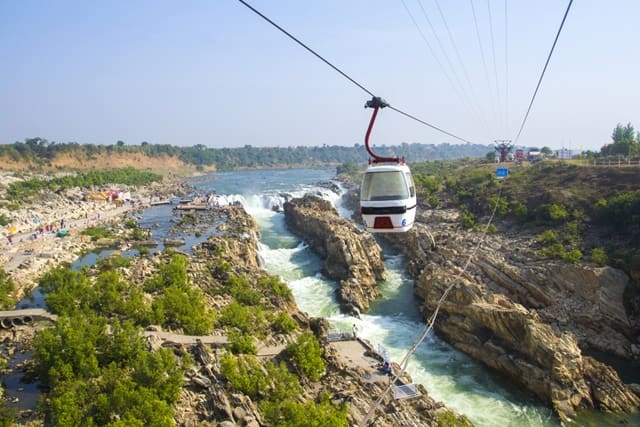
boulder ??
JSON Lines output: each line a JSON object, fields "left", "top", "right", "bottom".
{"left": 385, "top": 212, "right": 640, "bottom": 422}
{"left": 284, "top": 195, "right": 385, "bottom": 313}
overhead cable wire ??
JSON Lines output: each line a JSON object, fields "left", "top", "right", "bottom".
{"left": 237, "top": 0, "right": 476, "bottom": 145}
{"left": 400, "top": 0, "right": 471, "bottom": 116}
{"left": 389, "top": 105, "right": 473, "bottom": 144}
{"left": 486, "top": 0, "right": 503, "bottom": 134}
{"left": 414, "top": 0, "right": 467, "bottom": 98}
{"left": 236, "top": 0, "right": 374, "bottom": 98}
{"left": 514, "top": 0, "right": 574, "bottom": 143}
{"left": 431, "top": 0, "right": 489, "bottom": 132}
{"left": 361, "top": 181, "right": 505, "bottom": 426}
{"left": 469, "top": 0, "right": 498, "bottom": 129}
{"left": 504, "top": 0, "right": 509, "bottom": 137}
{"left": 413, "top": 0, "right": 489, "bottom": 134}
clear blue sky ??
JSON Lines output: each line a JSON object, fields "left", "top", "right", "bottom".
{"left": 1, "top": 1, "right": 637, "bottom": 151}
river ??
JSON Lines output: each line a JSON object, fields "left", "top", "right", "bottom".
{"left": 191, "top": 168, "right": 561, "bottom": 427}
{"left": 7, "top": 167, "right": 636, "bottom": 426}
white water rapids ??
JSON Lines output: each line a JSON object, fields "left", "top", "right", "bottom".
{"left": 193, "top": 168, "right": 559, "bottom": 427}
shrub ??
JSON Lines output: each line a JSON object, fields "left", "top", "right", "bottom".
{"left": 261, "top": 391, "right": 348, "bottom": 427}
{"left": 548, "top": 203, "right": 569, "bottom": 223}
{"left": 123, "top": 218, "right": 138, "bottom": 229}
{"left": 95, "top": 253, "right": 131, "bottom": 271}
{"left": 0, "top": 269, "right": 16, "bottom": 310}
{"left": 129, "top": 226, "right": 148, "bottom": 241}
{"left": 228, "top": 274, "right": 261, "bottom": 305}
{"left": 590, "top": 247, "right": 608, "bottom": 266}
{"left": 80, "top": 226, "right": 114, "bottom": 241}
{"left": 0, "top": 402, "right": 16, "bottom": 426}
{"left": 460, "top": 210, "right": 475, "bottom": 229}
{"left": 0, "top": 214, "right": 9, "bottom": 227}
{"left": 152, "top": 284, "right": 214, "bottom": 335}
{"left": 178, "top": 213, "right": 196, "bottom": 226}
{"left": 537, "top": 230, "right": 558, "bottom": 245}
{"left": 220, "top": 354, "right": 269, "bottom": 398}
{"left": 435, "top": 408, "right": 473, "bottom": 427}
{"left": 514, "top": 203, "right": 528, "bottom": 222}
{"left": 286, "top": 332, "right": 325, "bottom": 381}
{"left": 214, "top": 259, "right": 231, "bottom": 277}
{"left": 487, "top": 195, "right": 508, "bottom": 216}
{"left": 228, "top": 331, "right": 257, "bottom": 355}
{"left": 33, "top": 315, "right": 186, "bottom": 425}
{"left": 219, "top": 302, "right": 265, "bottom": 335}
{"left": 144, "top": 254, "right": 188, "bottom": 292}
{"left": 485, "top": 224, "right": 497, "bottom": 234}
{"left": 259, "top": 275, "right": 292, "bottom": 299}
{"left": 270, "top": 311, "right": 298, "bottom": 334}
{"left": 562, "top": 249, "right": 583, "bottom": 264}
{"left": 39, "top": 267, "right": 93, "bottom": 315}
{"left": 537, "top": 242, "right": 566, "bottom": 260}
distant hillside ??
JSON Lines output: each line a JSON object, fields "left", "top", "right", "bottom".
{"left": 0, "top": 138, "right": 492, "bottom": 173}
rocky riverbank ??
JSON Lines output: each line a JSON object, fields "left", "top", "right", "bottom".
{"left": 0, "top": 177, "right": 470, "bottom": 426}
{"left": 0, "top": 172, "right": 192, "bottom": 297}
{"left": 283, "top": 194, "right": 385, "bottom": 315}
{"left": 383, "top": 207, "right": 640, "bottom": 422}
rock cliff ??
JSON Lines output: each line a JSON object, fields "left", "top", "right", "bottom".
{"left": 284, "top": 194, "right": 385, "bottom": 314}
{"left": 176, "top": 204, "right": 470, "bottom": 426}
{"left": 384, "top": 211, "right": 640, "bottom": 422}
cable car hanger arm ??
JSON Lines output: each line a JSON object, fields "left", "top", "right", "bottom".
{"left": 364, "top": 97, "right": 404, "bottom": 164}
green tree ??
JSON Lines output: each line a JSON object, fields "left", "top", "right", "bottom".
{"left": 286, "top": 332, "right": 325, "bottom": 381}
{"left": 39, "top": 267, "right": 92, "bottom": 315}
{"left": 152, "top": 284, "right": 214, "bottom": 335}
{"left": 145, "top": 254, "right": 188, "bottom": 292}
{"left": 0, "top": 269, "right": 16, "bottom": 310}
{"left": 603, "top": 123, "right": 639, "bottom": 156}
{"left": 261, "top": 392, "right": 348, "bottom": 427}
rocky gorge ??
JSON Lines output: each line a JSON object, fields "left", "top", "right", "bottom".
{"left": 0, "top": 174, "right": 470, "bottom": 426}
{"left": 281, "top": 181, "right": 640, "bottom": 423}
{"left": 115, "top": 202, "right": 471, "bottom": 426}
{"left": 383, "top": 208, "right": 640, "bottom": 422}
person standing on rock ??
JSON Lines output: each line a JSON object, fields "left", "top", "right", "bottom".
{"left": 352, "top": 324, "right": 358, "bottom": 339}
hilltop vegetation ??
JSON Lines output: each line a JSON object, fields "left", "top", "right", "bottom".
{"left": 0, "top": 137, "right": 492, "bottom": 172}
{"left": 4, "top": 167, "right": 162, "bottom": 201}
{"left": 410, "top": 159, "right": 640, "bottom": 273}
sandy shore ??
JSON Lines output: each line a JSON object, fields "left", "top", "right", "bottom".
{"left": 0, "top": 172, "right": 190, "bottom": 298}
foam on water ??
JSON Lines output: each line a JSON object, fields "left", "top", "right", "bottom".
{"left": 191, "top": 169, "right": 561, "bottom": 427}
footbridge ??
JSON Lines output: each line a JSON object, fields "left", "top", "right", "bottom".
{"left": 0, "top": 308, "right": 58, "bottom": 328}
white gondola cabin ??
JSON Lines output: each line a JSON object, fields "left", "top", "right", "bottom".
{"left": 360, "top": 163, "right": 416, "bottom": 233}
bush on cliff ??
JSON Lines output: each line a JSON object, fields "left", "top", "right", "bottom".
{"left": 261, "top": 391, "right": 349, "bottom": 427}
{"left": 218, "top": 301, "right": 266, "bottom": 336}
{"left": 32, "top": 314, "right": 188, "bottom": 425}
{"left": 259, "top": 275, "right": 293, "bottom": 299}
{"left": 151, "top": 283, "right": 215, "bottom": 335}
{"left": 144, "top": 254, "right": 188, "bottom": 292}
{"left": 0, "top": 269, "right": 16, "bottom": 310}
{"left": 286, "top": 332, "right": 325, "bottom": 381}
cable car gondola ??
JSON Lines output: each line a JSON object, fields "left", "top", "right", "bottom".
{"left": 360, "top": 97, "right": 417, "bottom": 233}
